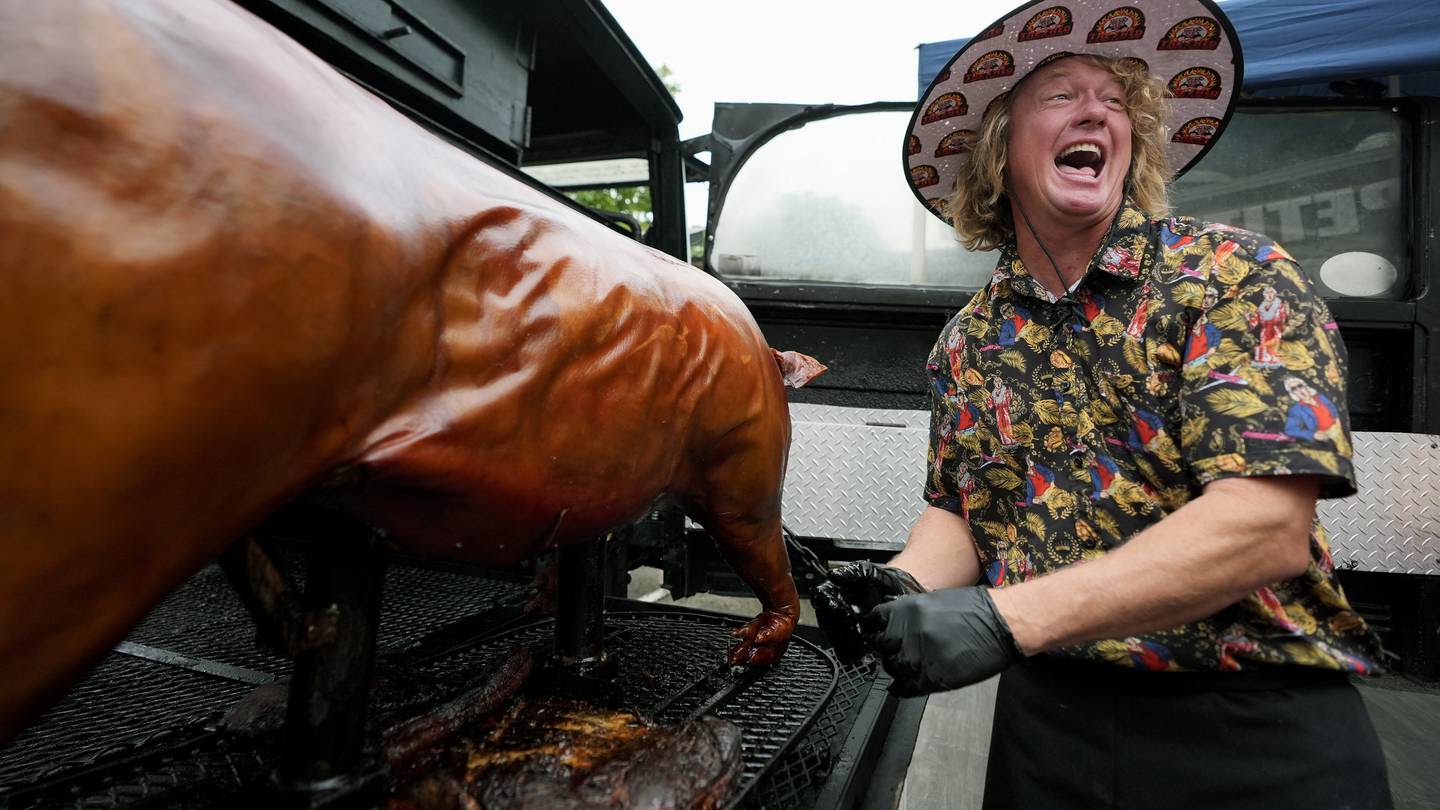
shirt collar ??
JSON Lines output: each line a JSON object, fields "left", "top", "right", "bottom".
{"left": 990, "top": 197, "right": 1156, "bottom": 302}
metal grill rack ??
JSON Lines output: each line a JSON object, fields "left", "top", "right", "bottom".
{"left": 0, "top": 659, "right": 251, "bottom": 790}
{"left": 753, "top": 656, "right": 881, "bottom": 809}
{"left": 0, "top": 556, "right": 895, "bottom": 810}
{"left": 417, "top": 610, "right": 838, "bottom": 809}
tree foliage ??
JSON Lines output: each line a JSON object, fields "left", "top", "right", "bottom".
{"left": 567, "top": 186, "right": 653, "bottom": 228}
{"left": 563, "top": 65, "right": 685, "bottom": 247}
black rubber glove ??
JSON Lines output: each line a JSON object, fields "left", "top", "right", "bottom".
{"left": 827, "top": 561, "right": 926, "bottom": 612}
{"left": 861, "top": 586, "right": 1024, "bottom": 697}
{"left": 813, "top": 562, "right": 926, "bottom": 665}
{"left": 809, "top": 580, "right": 868, "bottom": 664}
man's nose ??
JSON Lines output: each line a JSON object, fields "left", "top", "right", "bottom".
{"left": 1073, "top": 96, "right": 1110, "bottom": 127}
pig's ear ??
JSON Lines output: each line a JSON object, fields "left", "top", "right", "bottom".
{"left": 771, "top": 349, "right": 827, "bottom": 389}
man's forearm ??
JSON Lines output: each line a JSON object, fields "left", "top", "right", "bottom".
{"left": 888, "top": 505, "right": 983, "bottom": 591}
{"left": 989, "top": 476, "right": 1319, "bottom": 654}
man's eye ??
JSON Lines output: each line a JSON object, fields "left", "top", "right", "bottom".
{"left": 1051, "top": 93, "right": 1070, "bottom": 101}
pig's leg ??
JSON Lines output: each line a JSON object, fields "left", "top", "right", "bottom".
{"left": 703, "top": 511, "right": 800, "bottom": 667}
{"left": 683, "top": 368, "right": 801, "bottom": 666}
{"left": 691, "top": 425, "right": 801, "bottom": 671}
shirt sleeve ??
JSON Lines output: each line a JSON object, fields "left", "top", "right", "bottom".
{"left": 1178, "top": 238, "right": 1357, "bottom": 499}
{"left": 925, "top": 317, "right": 966, "bottom": 513}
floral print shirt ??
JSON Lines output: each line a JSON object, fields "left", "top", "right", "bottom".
{"left": 925, "top": 198, "right": 1382, "bottom": 674}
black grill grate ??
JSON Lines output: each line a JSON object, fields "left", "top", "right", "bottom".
{"left": 750, "top": 656, "right": 879, "bottom": 809}
{"left": 419, "top": 610, "right": 838, "bottom": 808}
{"left": 5, "top": 732, "right": 277, "bottom": 810}
{"left": 124, "top": 557, "right": 529, "bottom": 677}
{"left": 0, "top": 656, "right": 252, "bottom": 789}
{"left": 376, "top": 562, "right": 527, "bottom": 652}
{"left": 128, "top": 565, "right": 294, "bottom": 677}
{"left": 0, "top": 561, "right": 879, "bottom": 809}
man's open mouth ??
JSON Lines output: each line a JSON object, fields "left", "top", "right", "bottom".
{"left": 1055, "top": 143, "right": 1105, "bottom": 179}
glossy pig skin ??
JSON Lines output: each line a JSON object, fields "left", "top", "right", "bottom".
{"left": 0, "top": 0, "right": 807, "bottom": 742}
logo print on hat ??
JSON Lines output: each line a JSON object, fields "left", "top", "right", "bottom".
{"left": 911, "top": 164, "right": 941, "bottom": 188}
{"left": 925, "top": 198, "right": 951, "bottom": 220}
{"left": 1088, "top": 7, "right": 1146, "bottom": 43}
{"left": 935, "top": 68, "right": 952, "bottom": 83}
{"left": 1018, "top": 6, "right": 1073, "bottom": 41}
{"left": 1169, "top": 67, "right": 1221, "bottom": 99}
{"left": 1158, "top": 16, "right": 1221, "bottom": 50}
{"left": 922, "top": 92, "right": 969, "bottom": 125}
{"left": 908, "top": 134, "right": 922, "bottom": 156}
{"left": 976, "top": 21, "right": 1006, "bottom": 41}
{"left": 964, "top": 50, "right": 1016, "bottom": 83}
{"left": 1173, "top": 116, "right": 1220, "bottom": 145}
{"left": 935, "top": 130, "right": 976, "bottom": 157}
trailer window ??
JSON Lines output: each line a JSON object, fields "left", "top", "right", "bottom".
{"left": 710, "top": 111, "right": 994, "bottom": 289}
{"left": 1172, "top": 107, "right": 1407, "bottom": 299}
{"left": 521, "top": 158, "right": 653, "bottom": 239}
{"left": 711, "top": 107, "right": 1407, "bottom": 298}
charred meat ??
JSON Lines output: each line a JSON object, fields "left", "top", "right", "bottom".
{"left": 394, "top": 696, "right": 742, "bottom": 810}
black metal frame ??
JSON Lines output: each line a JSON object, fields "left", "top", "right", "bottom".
{"left": 1410, "top": 97, "right": 1440, "bottom": 435}
{"left": 554, "top": 538, "right": 611, "bottom": 670}
{"left": 232, "top": 0, "right": 690, "bottom": 263}
{"left": 1339, "top": 569, "right": 1440, "bottom": 680}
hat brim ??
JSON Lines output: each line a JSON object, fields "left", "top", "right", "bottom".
{"left": 904, "top": 0, "right": 1243, "bottom": 224}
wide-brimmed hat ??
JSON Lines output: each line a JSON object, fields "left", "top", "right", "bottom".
{"left": 904, "top": 0, "right": 1242, "bottom": 223}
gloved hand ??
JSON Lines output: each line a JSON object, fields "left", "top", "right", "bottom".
{"left": 827, "top": 561, "right": 926, "bottom": 611}
{"left": 812, "top": 561, "right": 925, "bottom": 665}
{"left": 861, "top": 586, "right": 1024, "bottom": 697}
{"left": 809, "top": 580, "right": 868, "bottom": 664}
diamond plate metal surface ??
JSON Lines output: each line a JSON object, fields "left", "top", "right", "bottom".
{"left": 783, "top": 406, "right": 1440, "bottom": 572}
{"left": 783, "top": 404, "right": 928, "bottom": 550}
{"left": 1318, "top": 432, "right": 1440, "bottom": 576}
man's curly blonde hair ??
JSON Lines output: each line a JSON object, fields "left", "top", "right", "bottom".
{"left": 946, "top": 55, "right": 1171, "bottom": 252}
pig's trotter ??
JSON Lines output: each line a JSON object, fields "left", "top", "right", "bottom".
{"left": 706, "top": 517, "right": 800, "bottom": 667}
{"left": 728, "top": 609, "right": 798, "bottom": 667}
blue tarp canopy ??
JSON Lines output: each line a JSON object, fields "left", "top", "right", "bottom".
{"left": 917, "top": 0, "right": 1440, "bottom": 95}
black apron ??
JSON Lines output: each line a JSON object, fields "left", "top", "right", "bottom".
{"left": 982, "top": 657, "right": 1392, "bottom": 809}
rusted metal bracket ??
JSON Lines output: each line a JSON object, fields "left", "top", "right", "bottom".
{"left": 218, "top": 502, "right": 390, "bottom": 803}
{"left": 275, "top": 506, "right": 388, "bottom": 794}
{"left": 219, "top": 536, "right": 338, "bottom": 655}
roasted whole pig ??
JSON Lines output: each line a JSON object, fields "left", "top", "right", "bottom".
{"left": 0, "top": 0, "right": 818, "bottom": 741}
